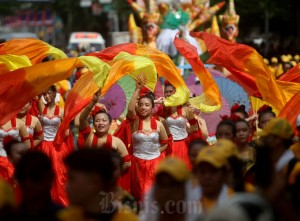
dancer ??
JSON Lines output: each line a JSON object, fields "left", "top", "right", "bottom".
{"left": 0, "top": 118, "right": 30, "bottom": 180}
{"left": 128, "top": 74, "right": 168, "bottom": 201}
{"left": 79, "top": 89, "right": 131, "bottom": 170}
{"left": 38, "top": 85, "right": 72, "bottom": 206}
{"left": 17, "top": 101, "right": 43, "bottom": 149}
{"left": 156, "top": 81, "right": 204, "bottom": 168}
{"left": 235, "top": 119, "right": 256, "bottom": 169}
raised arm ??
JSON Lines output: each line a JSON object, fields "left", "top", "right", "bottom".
{"left": 79, "top": 89, "right": 101, "bottom": 131}
{"left": 128, "top": 73, "right": 146, "bottom": 119}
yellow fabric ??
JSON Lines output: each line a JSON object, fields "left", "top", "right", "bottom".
{"left": 78, "top": 56, "right": 110, "bottom": 87}
{"left": 156, "top": 157, "right": 190, "bottom": 182}
{"left": 250, "top": 96, "right": 279, "bottom": 115}
{"left": 0, "top": 54, "right": 31, "bottom": 73}
{"left": 105, "top": 52, "right": 157, "bottom": 93}
{"left": 195, "top": 146, "right": 228, "bottom": 168}
{"left": 135, "top": 44, "right": 190, "bottom": 106}
{"left": 256, "top": 118, "right": 293, "bottom": 139}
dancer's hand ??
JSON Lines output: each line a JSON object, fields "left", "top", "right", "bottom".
{"left": 155, "top": 97, "right": 165, "bottom": 104}
{"left": 92, "top": 88, "right": 102, "bottom": 103}
{"left": 136, "top": 73, "right": 146, "bottom": 90}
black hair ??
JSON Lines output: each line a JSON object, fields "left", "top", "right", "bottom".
{"left": 64, "top": 148, "right": 116, "bottom": 188}
{"left": 216, "top": 119, "right": 237, "bottom": 136}
{"left": 231, "top": 105, "right": 249, "bottom": 118}
{"left": 235, "top": 118, "right": 250, "bottom": 129}
{"left": 15, "top": 151, "right": 54, "bottom": 183}
{"left": 110, "top": 149, "right": 122, "bottom": 169}
{"left": 189, "top": 139, "right": 208, "bottom": 149}
{"left": 4, "top": 139, "right": 22, "bottom": 157}
{"left": 48, "top": 85, "right": 57, "bottom": 93}
{"left": 258, "top": 107, "right": 276, "bottom": 123}
{"left": 164, "top": 83, "right": 176, "bottom": 91}
{"left": 93, "top": 109, "right": 112, "bottom": 124}
{"left": 139, "top": 92, "right": 155, "bottom": 108}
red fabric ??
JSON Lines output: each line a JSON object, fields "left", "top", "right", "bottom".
{"left": 188, "top": 130, "right": 204, "bottom": 145}
{"left": 25, "top": 114, "right": 34, "bottom": 148}
{"left": 169, "top": 140, "right": 191, "bottom": 169}
{"left": 43, "top": 105, "right": 59, "bottom": 116}
{"left": 188, "top": 118, "right": 198, "bottom": 125}
{"left": 37, "top": 141, "right": 69, "bottom": 206}
{"left": 118, "top": 165, "right": 131, "bottom": 193}
{"left": 122, "top": 154, "right": 131, "bottom": 163}
{"left": 131, "top": 155, "right": 164, "bottom": 201}
{"left": 113, "top": 119, "right": 133, "bottom": 154}
{"left": 278, "top": 63, "right": 300, "bottom": 83}
{"left": 0, "top": 157, "right": 12, "bottom": 181}
{"left": 91, "top": 133, "right": 113, "bottom": 149}
{"left": 28, "top": 98, "right": 40, "bottom": 117}
{"left": 77, "top": 126, "right": 91, "bottom": 149}
{"left": 166, "top": 134, "right": 173, "bottom": 155}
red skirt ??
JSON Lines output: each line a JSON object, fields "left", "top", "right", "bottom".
{"left": 37, "top": 141, "right": 70, "bottom": 206}
{"left": 169, "top": 139, "right": 191, "bottom": 169}
{"left": 131, "top": 155, "right": 164, "bottom": 201}
{"left": 0, "top": 156, "right": 13, "bottom": 181}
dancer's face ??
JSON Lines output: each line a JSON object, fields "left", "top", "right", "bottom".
{"left": 138, "top": 97, "right": 153, "bottom": 117}
{"left": 236, "top": 121, "right": 250, "bottom": 144}
{"left": 43, "top": 89, "right": 56, "bottom": 104}
{"left": 94, "top": 113, "right": 111, "bottom": 134}
{"left": 164, "top": 85, "right": 176, "bottom": 98}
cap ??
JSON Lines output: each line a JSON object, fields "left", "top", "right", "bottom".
{"left": 195, "top": 146, "right": 228, "bottom": 168}
{"left": 290, "top": 61, "right": 296, "bottom": 67}
{"left": 213, "top": 139, "right": 239, "bottom": 158}
{"left": 156, "top": 157, "right": 190, "bottom": 182}
{"left": 271, "top": 57, "right": 278, "bottom": 63}
{"left": 296, "top": 114, "right": 300, "bottom": 127}
{"left": 256, "top": 118, "right": 293, "bottom": 139}
{"left": 281, "top": 55, "right": 289, "bottom": 63}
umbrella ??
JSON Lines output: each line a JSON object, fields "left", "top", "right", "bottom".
{"left": 200, "top": 97, "right": 231, "bottom": 134}
{"left": 117, "top": 75, "right": 136, "bottom": 117}
{"left": 100, "top": 83, "right": 127, "bottom": 119}
{"left": 214, "top": 77, "right": 250, "bottom": 112}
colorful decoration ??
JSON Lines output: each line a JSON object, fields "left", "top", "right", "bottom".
{"left": 219, "top": 0, "right": 239, "bottom": 42}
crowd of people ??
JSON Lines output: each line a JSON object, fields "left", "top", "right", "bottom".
{"left": 0, "top": 31, "right": 300, "bottom": 221}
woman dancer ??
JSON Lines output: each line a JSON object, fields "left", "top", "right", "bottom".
{"left": 0, "top": 118, "right": 30, "bottom": 180}
{"left": 38, "top": 85, "right": 73, "bottom": 206}
{"left": 17, "top": 101, "right": 43, "bottom": 149}
{"left": 128, "top": 74, "right": 168, "bottom": 201}
{"left": 79, "top": 90, "right": 131, "bottom": 170}
{"left": 156, "top": 81, "right": 204, "bottom": 168}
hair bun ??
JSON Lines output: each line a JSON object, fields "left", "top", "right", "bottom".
{"left": 257, "top": 104, "right": 272, "bottom": 114}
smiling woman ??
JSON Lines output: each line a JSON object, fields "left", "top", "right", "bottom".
{"left": 79, "top": 89, "right": 131, "bottom": 171}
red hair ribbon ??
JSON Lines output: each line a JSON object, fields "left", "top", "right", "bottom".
{"left": 231, "top": 103, "right": 245, "bottom": 113}
{"left": 92, "top": 106, "right": 103, "bottom": 117}
{"left": 140, "top": 86, "right": 150, "bottom": 97}
{"left": 257, "top": 104, "right": 272, "bottom": 114}
{"left": 164, "top": 79, "right": 171, "bottom": 86}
